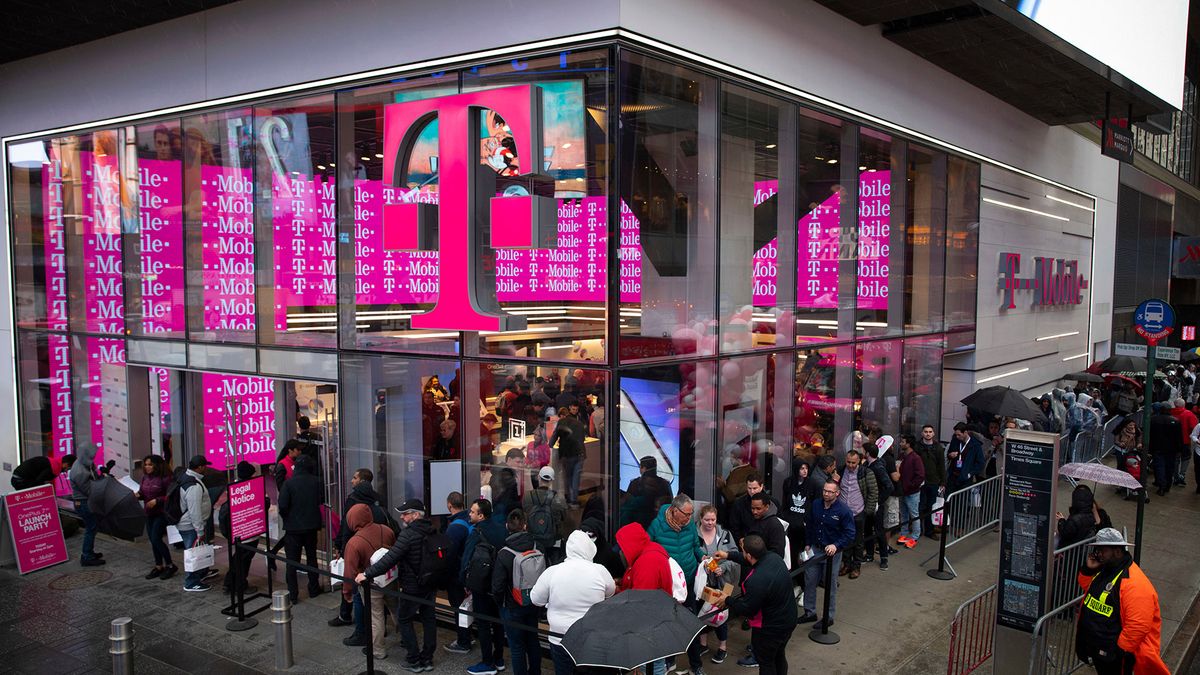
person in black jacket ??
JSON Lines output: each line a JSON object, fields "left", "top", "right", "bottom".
{"left": 1148, "top": 403, "right": 1184, "bottom": 495}
{"left": 10, "top": 454, "right": 65, "bottom": 490}
{"left": 329, "top": 468, "right": 389, "bottom": 627}
{"left": 1056, "top": 484, "right": 1112, "bottom": 548}
{"left": 620, "top": 456, "right": 674, "bottom": 528}
{"left": 744, "top": 492, "right": 787, "bottom": 559}
{"left": 491, "top": 509, "right": 541, "bottom": 675}
{"left": 278, "top": 455, "right": 324, "bottom": 604}
{"left": 360, "top": 498, "right": 438, "bottom": 671}
{"left": 862, "top": 440, "right": 893, "bottom": 569}
{"left": 713, "top": 534, "right": 797, "bottom": 675}
{"left": 728, "top": 472, "right": 781, "bottom": 543}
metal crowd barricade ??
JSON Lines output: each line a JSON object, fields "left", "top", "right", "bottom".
{"left": 1070, "top": 427, "right": 1112, "bottom": 466}
{"left": 1027, "top": 598, "right": 1086, "bottom": 675}
{"left": 1047, "top": 535, "right": 1097, "bottom": 611}
{"left": 946, "top": 584, "right": 997, "bottom": 675}
{"left": 922, "top": 474, "right": 1003, "bottom": 577}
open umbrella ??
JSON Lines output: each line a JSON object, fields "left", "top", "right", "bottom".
{"left": 1090, "top": 355, "right": 1148, "bottom": 374}
{"left": 961, "top": 386, "right": 1047, "bottom": 425}
{"left": 1064, "top": 371, "right": 1104, "bottom": 383}
{"left": 87, "top": 476, "right": 146, "bottom": 541}
{"left": 1059, "top": 462, "right": 1143, "bottom": 490}
{"left": 1182, "top": 347, "right": 1200, "bottom": 363}
{"left": 561, "top": 590, "right": 705, "bottom": 670}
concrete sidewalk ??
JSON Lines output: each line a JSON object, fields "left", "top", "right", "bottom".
{"left": 0, "top": 470, "right": 1195, "bottom": 675}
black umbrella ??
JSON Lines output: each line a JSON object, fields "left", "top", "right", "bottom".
{"left": 1064, "top": 371, "right": 1104, "bottom": 383}
{"left": 960, "top": 386, "right": 1047, "bottom": 425}
{"left": 561, "top": 590, "right": 705, "bottom": 670}
{"left": 87, "top": 476, "right": 146, "bottom": 541}
{"left": 1091, "top": 355, "right": 1148, "bottom": 374}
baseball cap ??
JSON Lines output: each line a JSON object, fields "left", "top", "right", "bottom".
{"left": 188, "top": 455, "right": 212, "bottom": 469}
{"left": 538, "top": 466, "right": 556, "bottom": 482}
{"left": 396, "top": 498, "right": 426, "bottom": 515}
{"left": 1088, "top": 528, "right": 1132, "bottom": 547}
{"left": 875, "top": 435, "right": 894, "bottom": 456}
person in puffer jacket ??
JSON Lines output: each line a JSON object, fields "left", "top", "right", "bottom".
{"left": 342, "top": 503, "right": 396, "bottom": 657}
{"left": 531, "top": 530, "right": 615, "bottom": 675}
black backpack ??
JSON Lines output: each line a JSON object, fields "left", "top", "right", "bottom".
{"left": 464, "top": 536, "right": 497, "bottom": 592}
{"left": 526, "top": 490, "right": 558, "bottom": 550}
{"left": 418, "top": 530, "right": 454, "bottom": 587}
{"left": 164, "top": 474, "right": 196, "bottom": 526}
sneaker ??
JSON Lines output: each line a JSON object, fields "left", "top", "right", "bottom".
{"left": 401, "top": 661, "right": 424, "bottom": 673}
{"left": 94, "top": 552, "right": 104, "bottom": 559}
{"left": 467, "top": 663, "right": 498, "bottom": 675}
{"left": 711, "top": 649, "right": 727, "bottom": 664}
{"left": 343, "top": 634, "right": 369, "bottom": 647}
{"left": 184, "top": 582, "right": 211, "bottom": 592}
{"left": 848, "top": 568, "right": 860, "bottom": 579}
{"left": 887, "top": 546, "right": 900, "bottom": 555}
{"left": 692, "top": 668, "right": 706, "bottom": 675}
{"left": 880, "top": 559, "right": 889, "bottom": 571}
{"left": 797, "top": 612, "right": 818, "bottom": 624}
{"left": 860, "top": 554, "right": 874, "bottom": 563}
{"left": 675, "top": 665, "right": 690, "bottom": 675}
{"left": 697, "top": 645, "right": 709, "bottom": 657}
{"left": 736, "top": 655, "right": 758, "bottom": 668}
{"left": 203, "top": 568, "right": 221, "bottom": 581}
{"left": 897, "top": 535, "right": 911, "bottom": 546}
{"left": 145, "top": 567, "right": 162, "bottom": 579}
{"left": 329, "top": 615, "right": 354, "bottom": 627}
{"left": 445, "top": 641, "right": 472, "bottom": 654}
{"left": 422, "top": 662, "right": 435, "bottom": 672}
{"left": 496, "top": 663, "right": 506, "bottom": 672}
{"left": 160, "top": 565, "right": 177, "bottom": 580}
{"left": 81, "top": 558, "right": 106, "bottom": 567}
{"left": 904, "top": 538, "right": 918, "bottom": 549}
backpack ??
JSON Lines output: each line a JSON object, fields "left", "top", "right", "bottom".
{"left": 503, "top": 546, "right": 546, "bottom": 606}
{"left": 418, "top": 530, "right": 454, "bottom": 587}
{"left": 163, "top": 474, "right": 196, "bottom": 526}
{"left": 526, "top": 490, "right": 558, "bottom": 549}
{"left": 465, "top": 537, "right": 497, "bottom": 593}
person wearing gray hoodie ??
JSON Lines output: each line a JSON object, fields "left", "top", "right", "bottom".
{"left": 178, "top": 455, "right": 214, "bottom": 591}
{"left": 68, "top": 445, "right": 104, "bottom": 566}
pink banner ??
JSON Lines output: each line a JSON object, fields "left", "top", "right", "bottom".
{"left": 81, "top": 150, "right": 124, "bottom": 334}
{"left": 272, "top": 175, "right": 336, "bottom": 330}
{"left": 138, "top": 158, "right": 185, "bottom": 334}
{"left": 228, "top": 476, "right": 268, "bottom": 540}
{"left": 201, "top": 165, "right": 256, "bottom": 333}
{"left": 4, "top": 484, "right": 69, "bottom": 574}
{"left": 201, "top": 373, "right": 275, "bottom": 469}
{"left": 856, "top": 171, "right": 890, "bottom": 308}
{"left": 353, "top": 180, "right": 440, "bottom": 306}
{"left": 42, "top": 159, "right": 73, "bottom": 493}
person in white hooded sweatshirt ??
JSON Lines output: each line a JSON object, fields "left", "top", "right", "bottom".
{"left": 530, "top": 529, "right": 616, "bottom": 675}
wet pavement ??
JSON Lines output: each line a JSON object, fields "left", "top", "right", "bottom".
{"left": 1, "top": 464, "right": 1196, "bottom": 674}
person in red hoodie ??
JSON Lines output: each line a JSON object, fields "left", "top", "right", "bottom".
{"left": 615, "top": 523, "right": 673, "bottom": 594}
{"left": 342, "top": 503, "right": 397, "bottom": 658}
{"left": 1168, "top": 398, "right": 1197, "bottom": 487}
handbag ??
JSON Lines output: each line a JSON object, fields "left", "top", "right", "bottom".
{"left": 931, "top": 496, "right": 946, "bottom": 527}
{"left": 369, "top": 547, "right": 399, "bottom": 588}
{"left": 330, "top": 557, "right": 344, "bottom": 587}
{"left": 459, "top": 594, "right": 474, "bottom": 628}
{"left": 183, "top": 541, "right": 215, "bottom": 572}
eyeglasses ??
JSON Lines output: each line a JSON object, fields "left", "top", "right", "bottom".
{"left": 822, "top": 489, "right": 839, "bottom": 495}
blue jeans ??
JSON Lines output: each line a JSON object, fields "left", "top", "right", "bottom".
{"left": 180, "top": 528, "right": 206, "bottom": 586}
{"left": 1153, "top": 453, "right": 1178, "bottom": 490}
{"left": 74, "top": 500, "right": 98, "bottom": 561}
{"left": 146, "top": 513, "right": 172, "bottom": 567}
{"left": 501, "top": 605, "right": 541, "bottom": 675}
{"left": 550, "top": 643, "right": 574, "bottom": 675}
{"left": 352, "top": 587, "right": 366, "bottom": 636}
{"left": 561, "top": 456, "right": 583, "bottom": 504}
{"left": 900, "top": 492, "right": 921, "bottom": 540}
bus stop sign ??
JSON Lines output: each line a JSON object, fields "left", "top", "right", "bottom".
{"left": 1134, "top": 298, "right": 1175, "bottom": 344}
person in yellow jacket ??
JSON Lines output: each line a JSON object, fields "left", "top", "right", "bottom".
{"left": 1075, "top": 528, "right": 1169, "bottom": 675}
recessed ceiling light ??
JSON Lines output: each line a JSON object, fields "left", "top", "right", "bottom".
{"left": 361, "top": 156, "right": 370, "bottom": 161}
{"left": 375, "top": 153, "right": 384, "bottom": 158}
{"left": 765, "top": 144, "right": 777, "bottom": 149}
{"left": 317, "top": 165, "right": 326, "bottom": 170}
{"left": 826, "top": 158, "right": 838, "bottom": 164}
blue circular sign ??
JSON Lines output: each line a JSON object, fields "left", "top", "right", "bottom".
{"left": 1134, "top": 298, "right": 1175, "bottom": 341}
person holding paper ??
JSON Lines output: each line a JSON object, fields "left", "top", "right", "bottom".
{"left": 712, "top": 534, "right": 797, "bottom": 675}
{"left": 137, "top": 455, "right": 176, "bottom": 580}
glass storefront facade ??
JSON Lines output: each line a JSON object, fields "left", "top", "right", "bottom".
{"left": 7, "top": 43, "right": 978, "bottom": 537}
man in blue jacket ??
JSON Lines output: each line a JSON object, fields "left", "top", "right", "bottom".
{"left": 946, "top": 423, "right": 985, "bottom": 492}
{"left": 802, "top": 480, "right": 855, "bottom": 630}
{"left": 443, "top": 491, "right": 474, "bottom": 654}
{"left": 460, "top": 499, "right": 508, "bottom": 675}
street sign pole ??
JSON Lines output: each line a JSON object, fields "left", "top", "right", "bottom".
{"left": 1132, "top": 298, "right": 1175, "bottom": 564}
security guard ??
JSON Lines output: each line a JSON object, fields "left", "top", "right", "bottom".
{"left": 1075, "top": 528, "right": 1168, "bottom": 675}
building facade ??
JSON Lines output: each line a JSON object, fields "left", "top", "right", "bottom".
{"left": 1, "top": 1, "right": 1112, "bottom": 535}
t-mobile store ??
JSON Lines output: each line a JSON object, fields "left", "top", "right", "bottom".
{"left": 4, "top": 27, "right": 1100, "bottom": 543}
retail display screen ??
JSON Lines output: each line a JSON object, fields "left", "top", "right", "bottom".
{"left": 618, "top": 377, "right": 681, "bottom": 494}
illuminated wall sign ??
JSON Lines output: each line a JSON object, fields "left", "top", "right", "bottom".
{"left": 998, "top": 252, "right": 1088, "bottom": 310}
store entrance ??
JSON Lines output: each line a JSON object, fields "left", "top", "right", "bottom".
{"left": 125, "top": 365, "right": 340, "bottom": 570}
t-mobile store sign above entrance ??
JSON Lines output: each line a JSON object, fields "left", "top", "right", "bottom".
{"left": 998, "top": 252, "right": 1088, "bottom": 311}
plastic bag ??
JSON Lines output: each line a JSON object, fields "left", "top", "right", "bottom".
{"left": 931, "top": 496, "right": 945, "bottom": 527}
{"left": 459, "top": 594, "right": 474, "bottom": 628}
{"left": 697, "top": 600, "right": 728, "bottom": 627}
{"left": 183, "top": 542, "right": 214, "bottom": 572}
{"left": 330, "top": 557, "right": 344, "bottom": 587}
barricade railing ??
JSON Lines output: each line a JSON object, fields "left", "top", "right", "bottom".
{"left": 1047, "top": 535, "right": 1097, "bottom": 611}
{"left": 1027, "top": 598, "right": 1086, "bottom": 675}
{"left": 922, "top": 474, "right": 1003, "bottom": 578}
{"left": 1069, "top": 427, "right": 1112, "bottom": 466}
{"left": 946, "top": 584, "right": 996, "bottom": 675}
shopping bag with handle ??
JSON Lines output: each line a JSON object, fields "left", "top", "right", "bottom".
{"left": 183, "top": 541, "right": 215, "bottom": 572}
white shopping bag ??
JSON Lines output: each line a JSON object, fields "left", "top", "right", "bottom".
{"left": 885, "top": 496, "right": 900, "bottom": 529}
{"left": 698, "top": 600, "right": 728, "bottom": 627}
{"left": 166, "top": 525, "right": 183, "bottom": 544}
{"left": 330, "top": 558, "right": 344, "bottom": 588}
{"left": 183, "top": 542, "right": 215, "bottom": 572}
{"left": 369, "top": 547, "right": 398, "bottom": 588}
{"left": 931, "top": 496, "right": 946, "bottom": 527}
{"left": 667, "top": 557, "right": 688, "bottom": 603}
{"left": 268, "top": 506, "right": 283, "bottom": 541}
{"left": 459, "top": 594, "right": 474, "bottom": 628}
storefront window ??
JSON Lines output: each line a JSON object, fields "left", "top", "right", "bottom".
{"left": 17, "top": 332, "right": 74, "bottom": 494}
{"left": 719, "top": 85, "right": 793, "bottom": 351}
{"left": 902, "top": 335, "right": 945, "bottom": 438}
{"left": 855, "top": 339, "right": 904, "bottom": 450}
{"left": 618, "top": 53, "right": 719, "bottom": 362}
{"left": 127, "top": 121, "right": 186, "bottom": 339}
{"left": 945, "top": 157, "right": 980, "bottom": 348}
{"left": 905, "top": 144, "right": 947, "bottom": 334}
{"left": 255, "top": 94, "right": 337, "bottom": 348}
{"left": 463, "top": 50, "right": 612, "bottom": 362}
{"left": 794, "top": 111, "right": 852, "bottom": 343}
{"left": 183, "top": 108, "right": 256, "bottom": 343}
{"left": 9, "top": 139, "right": 63, "bottom": 331}
{"left": 70, "top": 336, "right": 130, "bottom": 474}
{"left": 793, "top": 345, "right": 855, "bottom": 463}
{"left": 715, "top": 352, "right": 793, "bottom": 506}
{"left": 856, "top": 129, "right": 903, "bottom": 338}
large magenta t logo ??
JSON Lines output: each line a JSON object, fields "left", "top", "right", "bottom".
{"left": 382, "top": 84, "right": 556, "bottom": 331}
